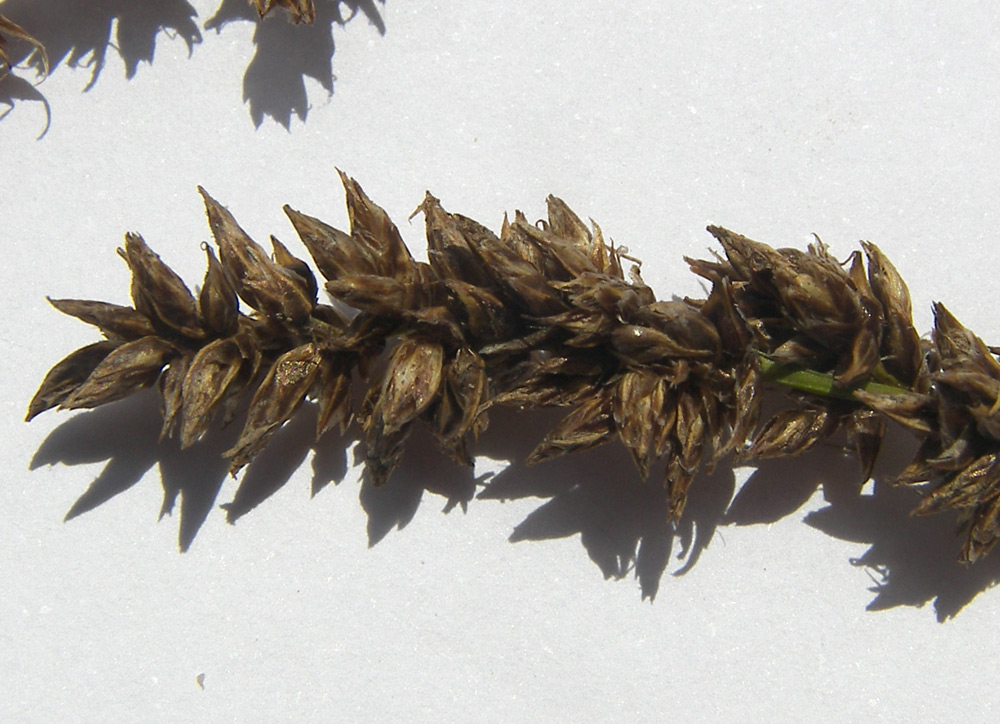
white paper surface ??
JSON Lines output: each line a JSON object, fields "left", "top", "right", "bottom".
{"left": 3, "top": 2, "right": 1000, "bottom": 721}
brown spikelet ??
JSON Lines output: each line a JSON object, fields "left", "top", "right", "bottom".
{"left": 179, "top": 336, "right": 257, "bottom": 448}
{"left": 253, "top": 0, "right": 316, "bottom": 23}
{"left": 121, "top": 233, "right": 204, "bottom": 339}
{"left": 226, "top": 343, "right": 321, "bottom": 474}
{"left": 743, "top": 407, "right": 833, "bottom": 460}
{"left": 62, "top": 337, "right": 177, "bottom": 410}
{"left": 284, "top": 205, "right": 378, "bottom": 279}
{"left": 337, "top": 169, "right": 414, "bottom": 283}
{"left": 158, "top": 355, "right": 191, "bottom": 441}
{"left": 433, "top": 347, "right": 487, "bottom": 466}
{"left": 612, "top": 370, "right": 663, "bottom": 479}
{"left": 27, "top": 342, "right": 119, "bottom": 421}
{"left": 861, "top": 241, "right": 923, "bottom": 385}
{"left": 315, "top": 352, "right": 354, "bottom": 438}
{"left": 374, "top": 339, "right": 445, "bottom": 436}
{"left": 527, "top": 391, "right": 615, "bottom": 464}
{"left": 200, "top": 187, "right": 314, "bottom": 322}
{"left": 47, "top": 298, "right": 156, "bottom": 342}
{"left": 198, "top": 244, "right": 240, "bottom": 337}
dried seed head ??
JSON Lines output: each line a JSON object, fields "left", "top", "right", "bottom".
{"left": 337, "top": 169, "right": 414, "bottom": 283}
{"left": 36, "top": 174, "right": 1000, "bottom": 570}
{"left": 179, "top": 335, "right": 258, "bottom": 448}
{"left": 61, "top": 336, "right": 177, "bottom": 410}
{"left": 26, "top": 342, "right": 118, "bottom": 421}
{"left": 121, "top": 233, "right": 204, "bottom": 339}
{"left": 47, "top": 298, "right": 156, "bottom": 342}
{"left": 198, "top": 243, "right": 240, "bottom": 337}
{"left": 200, "top": 187, "right": 314, "bottom": 322}
{"left": 226, "top": 343, "right": 321, "bottom": 473}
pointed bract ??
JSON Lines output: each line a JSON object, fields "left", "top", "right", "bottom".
{"left": 226, "top": 343, "right": 321, "bottom": 473}
{"left": 62, "top": 336, "right": 177, "bottom": 410}
{"left": 200, "top": 187, "right": 314, "bottom": 322}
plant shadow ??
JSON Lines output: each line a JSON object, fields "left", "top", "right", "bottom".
{"left": 0, "top": 0, "right": 385, "bottom": 130}
{"left": 726, "top": 421, "right": 1000, "bottom": 621}
{"left": 26, "top": 387, "right": 1000, "bottom": 618}
{"left": 0, "top": 0, "right": 202, "bottom": 91}
{"left": 206, "top": 0, "right": 385, "bottom": 128}
{"left": 28, "top": 389, "right": 350, "bottom": 552}
{"left": 0, "top": 70, "right": 51, "bottom": 137}
{"left": 474, "top": 406, "right": 735, "bottom": 602}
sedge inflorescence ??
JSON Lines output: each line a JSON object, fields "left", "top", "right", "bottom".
{"left": 27, "top": 172, "right": 1000, "bottom": 563}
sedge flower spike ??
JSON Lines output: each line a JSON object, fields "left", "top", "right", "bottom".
{"left": 27, "top": 173, "right": 1000, "bottom": 565}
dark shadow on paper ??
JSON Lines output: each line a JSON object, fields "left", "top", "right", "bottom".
{"left": 206, "top": 0, "right": 385, "bottom": 128}
{"left": 475, "top": 406, "right": 736, "bottom": 602}
{"left": 806, "top": 481, "right": 1000, "bottom": 622}
{"left": 0, "top": 0, "right": 385, "bottom": 130}
{"left": 0, "top": 0, "right": 201, "bottom": 90}
{"left": 0, "top": 70, "right": 51, "bottom": 137}
{"left": 357, "top": 425, "right": 482, "bottom": 548}
{"left": 28, "top": 390, "right": 349, "bottom": 552}
{"left": 26, "top": 385, "right": 1000, "bottom": 617}
{"left": 728, "top": 422, "right": 1000, "bottom": 621}
{"left": 0, "top": 0, "right": 200, "bottom": 134}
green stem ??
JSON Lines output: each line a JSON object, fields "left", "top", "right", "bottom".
{"left": 757, "top": 353, "right": 908, "bottom": 401}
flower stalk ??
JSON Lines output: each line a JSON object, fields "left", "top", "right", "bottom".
{"left": 758, "top": 355, "right": 910, "bottom": 401}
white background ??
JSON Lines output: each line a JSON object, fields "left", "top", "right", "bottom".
{"left": 3, "top": 1, "right": 1000, "bottom": 721}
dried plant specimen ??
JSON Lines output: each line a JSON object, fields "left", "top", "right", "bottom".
{"left": 28, "top": 172, "right": 1000, "bottom": 567}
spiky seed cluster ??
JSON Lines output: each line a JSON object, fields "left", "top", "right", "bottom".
{"left": 856, "top": 305, "right": 1000, "bottom": 561}
{"left": 27, "top": 173, "right": 1000, "bottom": 562}
{"left": 687, "top": 227, "right": 926, "bottom": 480}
